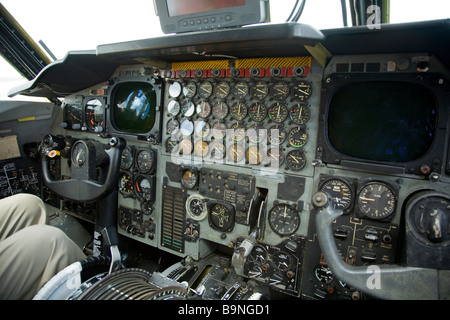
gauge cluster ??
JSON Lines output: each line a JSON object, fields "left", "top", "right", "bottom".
{"left": 162, "top": 61, "right": 314, "bottom": 174}
{"left": 61, "top": 97, "right": 106, "bottom": 133}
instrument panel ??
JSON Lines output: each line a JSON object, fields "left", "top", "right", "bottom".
{"left": 51, "top": 52, "right": 450, "bottom": 300}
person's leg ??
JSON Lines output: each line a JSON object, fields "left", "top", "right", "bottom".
{"left": 0, "top": 194, "right": 47, "bottom": 240}
{"left": 0, "top": 224, "right": 86, "bottom": 299}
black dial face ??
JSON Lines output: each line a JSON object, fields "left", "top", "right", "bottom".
{"left": 195, "top": 120, "right": 210, "bottom": 138}
{"left": 85, "top": 98, "right": 104, "bottom": 133}
{"left": 199, "top": 81, "right": 213, "bottom": 99}
{"left": 212, "top": 101, "right": 229, "bottom": 120}
{"left": 232, "top": 81, "right": 249, "bottom": 99}
{"left": 71, "top": 141, "right": 87, "bottom": 167}
{"left": 319, "top": 179, "right": 353, "bottom": 211}
{"left": 292, "top": 80, "right": 312, "bottom": 101}
{"left": 196, "top": 101, "right": 211, "bottom": 118}
{"left": 251, "top": 81, "right": 268, "bottom": 100}
{"left": 136, "top": 149, "right": 154, "bottom": 173}
{"left": 134, "top": 175, "right": 153, "bottom": 202}
{"left": 227, "top": 143, "right": 245, "bottom": 162}
{"left": 211, "top": 122, "right": 227, "bottom": 139}
{"left": 181, "top": 101, "right": 195, "bottom": 117}
{"left": 183, "top": 81, "right": 197, "bottom": 98}
{"left": 268, "top": 125, "right": 286, "bottom": 145}
{"left": 288, "top": 127, "right": 308, "bottom": 148}
{"left": 230, "top": 102, "right": 248, "bottom": 121}
{"left": 247, "top": 124, "right": 266, "bottom": 143}
{"left": 267, "top": 147, "right": 284, "bottom": 167}
{"left": 181, "top": 170, "right": 198, "bottom": 189}
{"left": 209, "top": 141, "right": 225, "bottom": 159}
{"left": 268, "top": 103, "right": 288, "bottom": 123}
{"left": 269, "top": 203, "right": 300, "bottom": 236}
{"left": 285, "top": 149, "right": 306, "bottom": 171}
{"left": 208, "top": 202, "right": 235, "bottom": 232}
{"left": 186, "top": 195, "right": 207, "bottom": 221}
{"left": 357, "top": 182, "right": 396, "bottom": 220}
{"left": 289, "top": 104, "right": 310, "bottom": 125}
{"left": 214, "top": 81, "right": 230, "bottom": 99}
{"left": 194, "top": 140, "right": 209, "bottom": 158}
{"left": 119, "top": 172, "right": 134, "bottom": 197}
{"left": 230, "top": 122, "right": 246, "bottom": 142}
{"left": 64, "top": 104, "right": 83, "bottom": 129}
{"left": 166, "top": 118, "right": 179, "bottom": 135}
{"left": 246, "top": 145, "right": 263, "bottom": 165}
{"left": 120, "top": 146, "right": 134, "bottom": 170}
{"left": 249, "top": 102, "right": 267, "bottom": 122}
{"left": 271, "top": 81, "right": 290, "bottom": 100}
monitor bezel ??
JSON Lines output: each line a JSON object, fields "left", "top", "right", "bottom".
{"left": 107, "top": 77, "right": 163, "bottom": 143}
{"left": 316, "top": 72, "right": 448, "bottom": 176}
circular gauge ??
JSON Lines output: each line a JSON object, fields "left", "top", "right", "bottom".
{"left": 71, "top": 141, "right": 88, "bottom": 167}
{"left": 165, "top": 138, "right": 179, "bottom": 153}
{"left": 285, "top": 149, "right": 307, "bottom": 171}
{"left": 268, "top": 103, "right": 288, "bottom": 123}
{"left": 230, "top": 102, "right": 248, "bottom": 121}
{"left": 120, "top": 146, "right": 134, "bottom": 170}
{"left": 166, "top": 118, "right": 179, "bottom": 135}
{"left": 167, "top": 100, "right": 180, "bottom": 117}
{"left": 268, "top": 203, "right": 300, "bottom": 236}
{"left": 270, "top": 81, "right": 290, "bottom": 100}
{"left": 208, "top": 202, "right": 235, "bottom": 232}
{"left": 247, "top": 124, "right": 266, "bottom": 143}
{"left": 181, "top": 101, "right": 195, "bottom": 117}
{"left": 267, "top": 147, "right": 284, "bottom": 167}
{"left": 211, "top": 122, "right": 227, "bottom": 139}
{"left": 292, "top": 80, "right": 312, "bottom": 101}
{"left": 232, "top": 81, "right": 249, "bottom": 99}
{"left": 315, "top": 265, "right": 334, "bottom": 284}
{"left": 249, "top": 102, "right": 267, "bottom": 122}
{"left": 168, "top": 81, "right": 182, "bottom": 98}
{"left": 199, "top": 81, "right": 213, "bottom": 99}
{"left": 289, "top": 104, "right": 310, "bottom": 125}
{"left": 319, "top": 179, "right": 353, "bottom": 211}
{"left": 178, "top": 138, "right": 193, "bottom": 155}
{"left": 195, "top": 120, "right": 210, "bottom": 138}
{"left": 186, "top": 194, "right": 208, "bottom": 221}
{"left": 230, "top": 122, "right": 246, "bottom": 142}
{"left": 227, "top": 143, "right": 245, "bottom": 163}
{"left": 180, "top": 119, "right": 194, "bottom": 136}
{"left": 181, "top": 169, "right": 198, "bottom": 189}
{"left": 194, "top": 140, "right": 209, "bottom": 158}
{"left": 214, "top": 81, "right": 230, "bottom": 99}
{"left": 210, "top": 141, "right": 225, "bottom": 159}
{"left": 251, "top": 81, "right": 269, "bottom": 100}
{"left": 64, "top": 104, "right": 83, "bottom": 129}
{"left": 212, "top": 101, "right": 229, "bottom": 120}
{"left": 246, "top": 145, "right": 263, "bottom": 165}
{"left": 357, "top": 182, "right": 396, "bottom": 220}
{"left": 288, "top": 127, "right": 308, "bottom": 147}
{"left": 136, "top": 149, "right": 154, "bottom": 174}
{"left": 249, "top": 245, "right": 267, "bottom": 263}
{"left": 268, "top": 125, "right": 286, "bottom": 145}
{"left": 134, "top": 175, "right": 154, "bottom": 202}
{"left": 273, "top": 251, "right": 292, "bottom": 271}
{"left": 183, "top": 81, "right": 197, "bottom": 98}
{"left": 196, "top": 101, "right": 211, "bottom": 118}
{"left": 119, "top": 172, "right": 134, "bottom": 197}
{"left": 85, "top": 98, "right": 104, "bottom": 133}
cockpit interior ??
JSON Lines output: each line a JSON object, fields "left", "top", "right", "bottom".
{"left": 1, "top": 0, "right": 450, "bottom": 302}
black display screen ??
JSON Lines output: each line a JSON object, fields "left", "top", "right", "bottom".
{"left": 113, "top": 82, "right": 156, "bottom": 134}
{"left": 327, "top": 81, "right": 437, "bottom": 163}
{"left": 166, "top": 0, "right": 246, "bottom": 17}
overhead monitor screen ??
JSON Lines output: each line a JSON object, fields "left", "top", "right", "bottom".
{"left": 327, "top": 81, "right": 437, "bottom": 163}
{"left": 113, "top": 82, "right": 157, "bottom": 134}
{"left": 166, "top": 0, "right": 246, "bottom": 16}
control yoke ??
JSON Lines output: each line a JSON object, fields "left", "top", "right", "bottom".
{"left": 313, "top": 191, "right": 449, "bottom": 300}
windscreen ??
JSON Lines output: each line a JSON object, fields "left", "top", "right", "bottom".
{"left": 327, "top": 81, "right": 437, "bottom": 162}
{"left": 113, "top": 82, "right": 156, "bottom": 134}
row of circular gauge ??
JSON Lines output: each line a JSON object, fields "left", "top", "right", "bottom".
{"left": 62, "top": 98, "right": 105, "bottom": 132}
{"left": 168, "top": 79, "right": 313, "bottom": 102}
{"left": 166, "top": 99, "right": 311, "bottom": 124}
{"left": 319, "top": 178, "right": 398, "bottom": 220}
{"left": 166, "top": 138, "right": 307, "bottom": 170}
{"left": 187, "top": 194, "right": 301, "bottom": 237}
